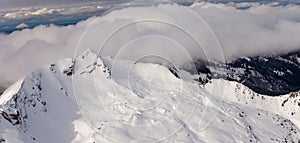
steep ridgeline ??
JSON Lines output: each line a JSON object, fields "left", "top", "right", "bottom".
{"left": 195, "top": 51, "right": 300, "bottom": 96}
{"left": 0, "top": 50, "right": 299, "bottom": 143}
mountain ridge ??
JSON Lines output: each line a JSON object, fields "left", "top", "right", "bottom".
{"left": 0, "top": 50, "right": 299, "bottom": 142}
{"left": 193, "top": 50, "right": 300, "bottom": 96}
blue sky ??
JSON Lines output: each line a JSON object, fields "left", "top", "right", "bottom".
{"left": 0, "top": 0, "right": 131, "bottom": 9}
{"left": 1, "top": 0, "right": 300, "bottom": 10}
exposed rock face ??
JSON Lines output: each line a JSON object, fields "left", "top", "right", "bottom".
{"left": 194, "top": 51, "right": 300, "bottom": 96}
{"left": 0, "top": 87, "right": 5, "bottom": 96}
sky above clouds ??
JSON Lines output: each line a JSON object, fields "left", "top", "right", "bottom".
{"left": 0, "top": 0, "right": 253, "bottom": 9}
{"left": 1, "top": 0, "right": 299, "bottom": 9}
{"left": 0, "top": 0, "right": 129, "bottom": 9}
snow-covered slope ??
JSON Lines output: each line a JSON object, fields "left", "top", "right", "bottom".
{"left": 0, "top": 50, "right": 299, "bottom": 143}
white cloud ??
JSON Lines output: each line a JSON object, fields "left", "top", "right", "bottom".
{"left": 3, "top": 8, "right": 62, "bottom": 20}
{"left": 191, "top": 2, "right": 300, "bottom": 59}
{"left": 15, "top": 23, "right": 29, "bottom": 29}
{"left": 1, "top": 5, "right": 107, "bottom": 22}
{"left": 0, "top": 2, "right": 300, "bottom": 89}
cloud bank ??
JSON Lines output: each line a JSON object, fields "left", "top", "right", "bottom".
{"left": 1, "top": 5, "right": 107, "bottom": 23}
{"left": 191, "top": 2, "right": 300, "bottom": 59}
{"left": 0, "top": 1, "right": 300, "bottom": 89}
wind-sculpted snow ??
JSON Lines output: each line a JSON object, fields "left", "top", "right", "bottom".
{"left": 0, "top": 50, "right": 299, "bottom": 142}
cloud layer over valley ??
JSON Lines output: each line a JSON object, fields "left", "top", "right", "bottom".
{"left": 0, "top": 1, "right": 300, "bottom": 90}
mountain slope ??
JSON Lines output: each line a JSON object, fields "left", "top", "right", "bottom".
{"left": 0, "top": 50, "right": 299, "bottom": 143}
{"left": 194, "top": 51, "right": 300, "bottom": 96}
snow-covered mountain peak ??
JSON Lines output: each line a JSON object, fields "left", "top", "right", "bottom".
{"left": 0, "top": 50, "right": 300, "bottom": 143}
